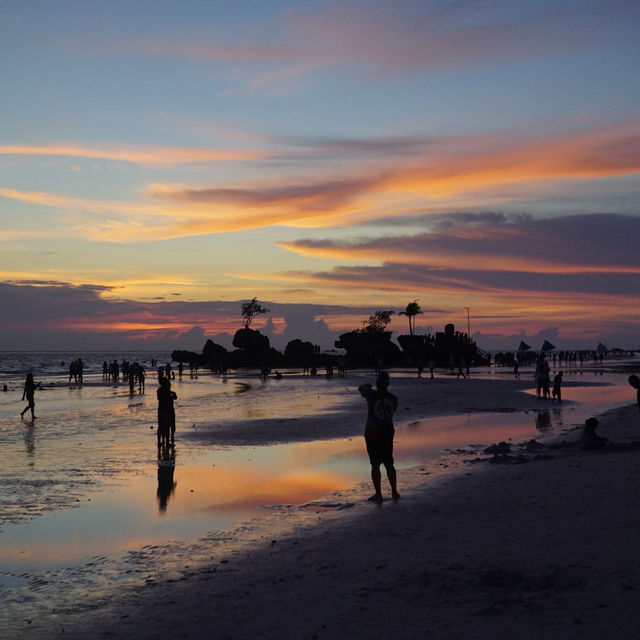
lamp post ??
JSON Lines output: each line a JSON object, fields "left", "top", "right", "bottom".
{"left": 464, "top": 307, "right": 470, "bottom": 338}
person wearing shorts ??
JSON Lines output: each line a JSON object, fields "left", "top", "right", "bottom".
{"left": 359, "top": 372, "right": 400, "bottom": 502}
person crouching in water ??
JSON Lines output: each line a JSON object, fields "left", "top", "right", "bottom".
{"left": 157, "top": 376, "right": 177, "bottom": 449}
{"left": 359, "top": 372, "right": 400, "bottom": 503}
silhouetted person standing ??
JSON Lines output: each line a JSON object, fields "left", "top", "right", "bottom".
{"left": 552, "top": 371, "right": 563, "bottom": 402}
{"left": 535, "top": 356, "right": 550, "bottom": 399}
{"left": 359, "top": 372, "right": 400, "bottom": 502}
{"left": 157, "top": 377, "right": 177, "bottom": 448}
{"left": 20, "top": 373, "right": 37, "bottom": 420}
{"left": 138, "top": 366, "right": 145, "bottom": 393}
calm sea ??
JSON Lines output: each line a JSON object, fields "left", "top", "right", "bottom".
{"left": 0, "top": 350, "right": 171, "bottom": 384}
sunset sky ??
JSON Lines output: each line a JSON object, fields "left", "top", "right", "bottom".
{"left": 2, "top": 0, "right": 640, "bottom": 352}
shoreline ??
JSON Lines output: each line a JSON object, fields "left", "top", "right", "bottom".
{"left": 182, "top": 375, "right": 610, "bottom": 447}
{"left": 8, "top": 375, "right": 640, "bottom": 639}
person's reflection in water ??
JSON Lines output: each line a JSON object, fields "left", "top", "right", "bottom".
{"left": 535, "top": 409, "right": 551, "bottom": 431}
{"left": 24, "top": 421, "right": 35, "bottom": 463}
{"left": 551, "top": 407, "right": 564, "bottom": 431}
{"left": 157, "top": 445, "right": 176, "bottom": 512}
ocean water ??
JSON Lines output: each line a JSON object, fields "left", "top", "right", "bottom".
{"left": 0, "top": 351, "right": 638, "bottom": 631}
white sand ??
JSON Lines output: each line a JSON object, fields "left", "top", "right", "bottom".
{"left": 14, "top": 376, "right": 640, "bottom": 639}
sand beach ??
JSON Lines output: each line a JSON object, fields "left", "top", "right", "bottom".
{"left": 2, "top": 358, "right": 640, "bottom": 639}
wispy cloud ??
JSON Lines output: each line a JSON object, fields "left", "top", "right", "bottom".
{"left": 4, "top": 121, "right": 640, "bottom": 242}
{"left": 105, "top": 0, "right": 640, "bottom": 93}
{"left": 147, "top": 121, "right": 640, "bottom": 234}
{"left": 0, "top": 143, "right": 269, "bottom": 166}
{"left": 278, "top": 213, "right": 640, "bottom": 274}
{"left": 287, "top": 0, "right": 639, "bottom": 70}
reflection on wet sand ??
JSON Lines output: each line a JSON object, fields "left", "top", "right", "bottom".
{"left": 23, "top": 422, "right": 35, "bottom": 461}
{"left": 157, "top": 446, "right": 176, "bottom": 512}
{"left": 536, "top": 409, "right": 551, "bottom": 431}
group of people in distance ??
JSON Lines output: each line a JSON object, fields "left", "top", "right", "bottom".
{"left": 68, "top": 358, "right": 84, "bottom": 384}
{"left": 102, "top": 360, "right": 145, "bottom": 393}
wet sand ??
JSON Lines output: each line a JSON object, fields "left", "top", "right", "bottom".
{"left": 181, "top": 375, "right": 614, "bottom": 445}
{"left": 8, "top": 372, "right": 640, "bottom": 639}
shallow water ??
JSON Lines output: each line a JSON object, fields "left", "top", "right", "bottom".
{"left": 0, "top": 353, "right": 637, "bottom": 629}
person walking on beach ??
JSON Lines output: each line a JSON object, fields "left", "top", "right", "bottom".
{"left": 20, "top": 373, "right": 37, "bottom": 420}
{"left": 359, "top": 372, "right": 400, "bottom": 503}
{"left": 157, "top": 376, "right": 177, "bottom": 448}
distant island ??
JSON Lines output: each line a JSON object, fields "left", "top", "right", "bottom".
{"left": 172, "top": 313, "right": 488, "bottom": 373}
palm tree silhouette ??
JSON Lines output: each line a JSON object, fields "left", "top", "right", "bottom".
{"left": 399, "top": 300, "right": 422, "bottom": 336}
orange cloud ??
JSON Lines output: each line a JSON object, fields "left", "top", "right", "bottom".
{"left": 147, "top": 121, "right": 640, "bottom": 235}
{"left": 3, "top": 122, "right": 640, "bottom": 243}
{"left": 0, "top": 143, "right": 269, "bottom": 166}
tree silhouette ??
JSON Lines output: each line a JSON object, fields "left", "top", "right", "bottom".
{"left": 399, "top": 300, "right": 423, "bottom": 336}
{"left": 241, "top": 298, "right": 270, "bottom": 328}
{"left": 360, "top": 310, "right": 394, "bottom": 333}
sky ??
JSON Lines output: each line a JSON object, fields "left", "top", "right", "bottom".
{"left": 1, "top": 0, "right": 640, "bottom": 352}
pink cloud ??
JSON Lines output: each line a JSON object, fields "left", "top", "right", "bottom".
{"left": 127, "top": 1, "right": 639, "bottom": 75}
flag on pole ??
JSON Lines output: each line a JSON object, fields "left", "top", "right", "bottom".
{"left": 541, "top": 340, "right": 556, "bottom": 352}
{"left": 518, "top": 341, "right": 531, "bottom": 352}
